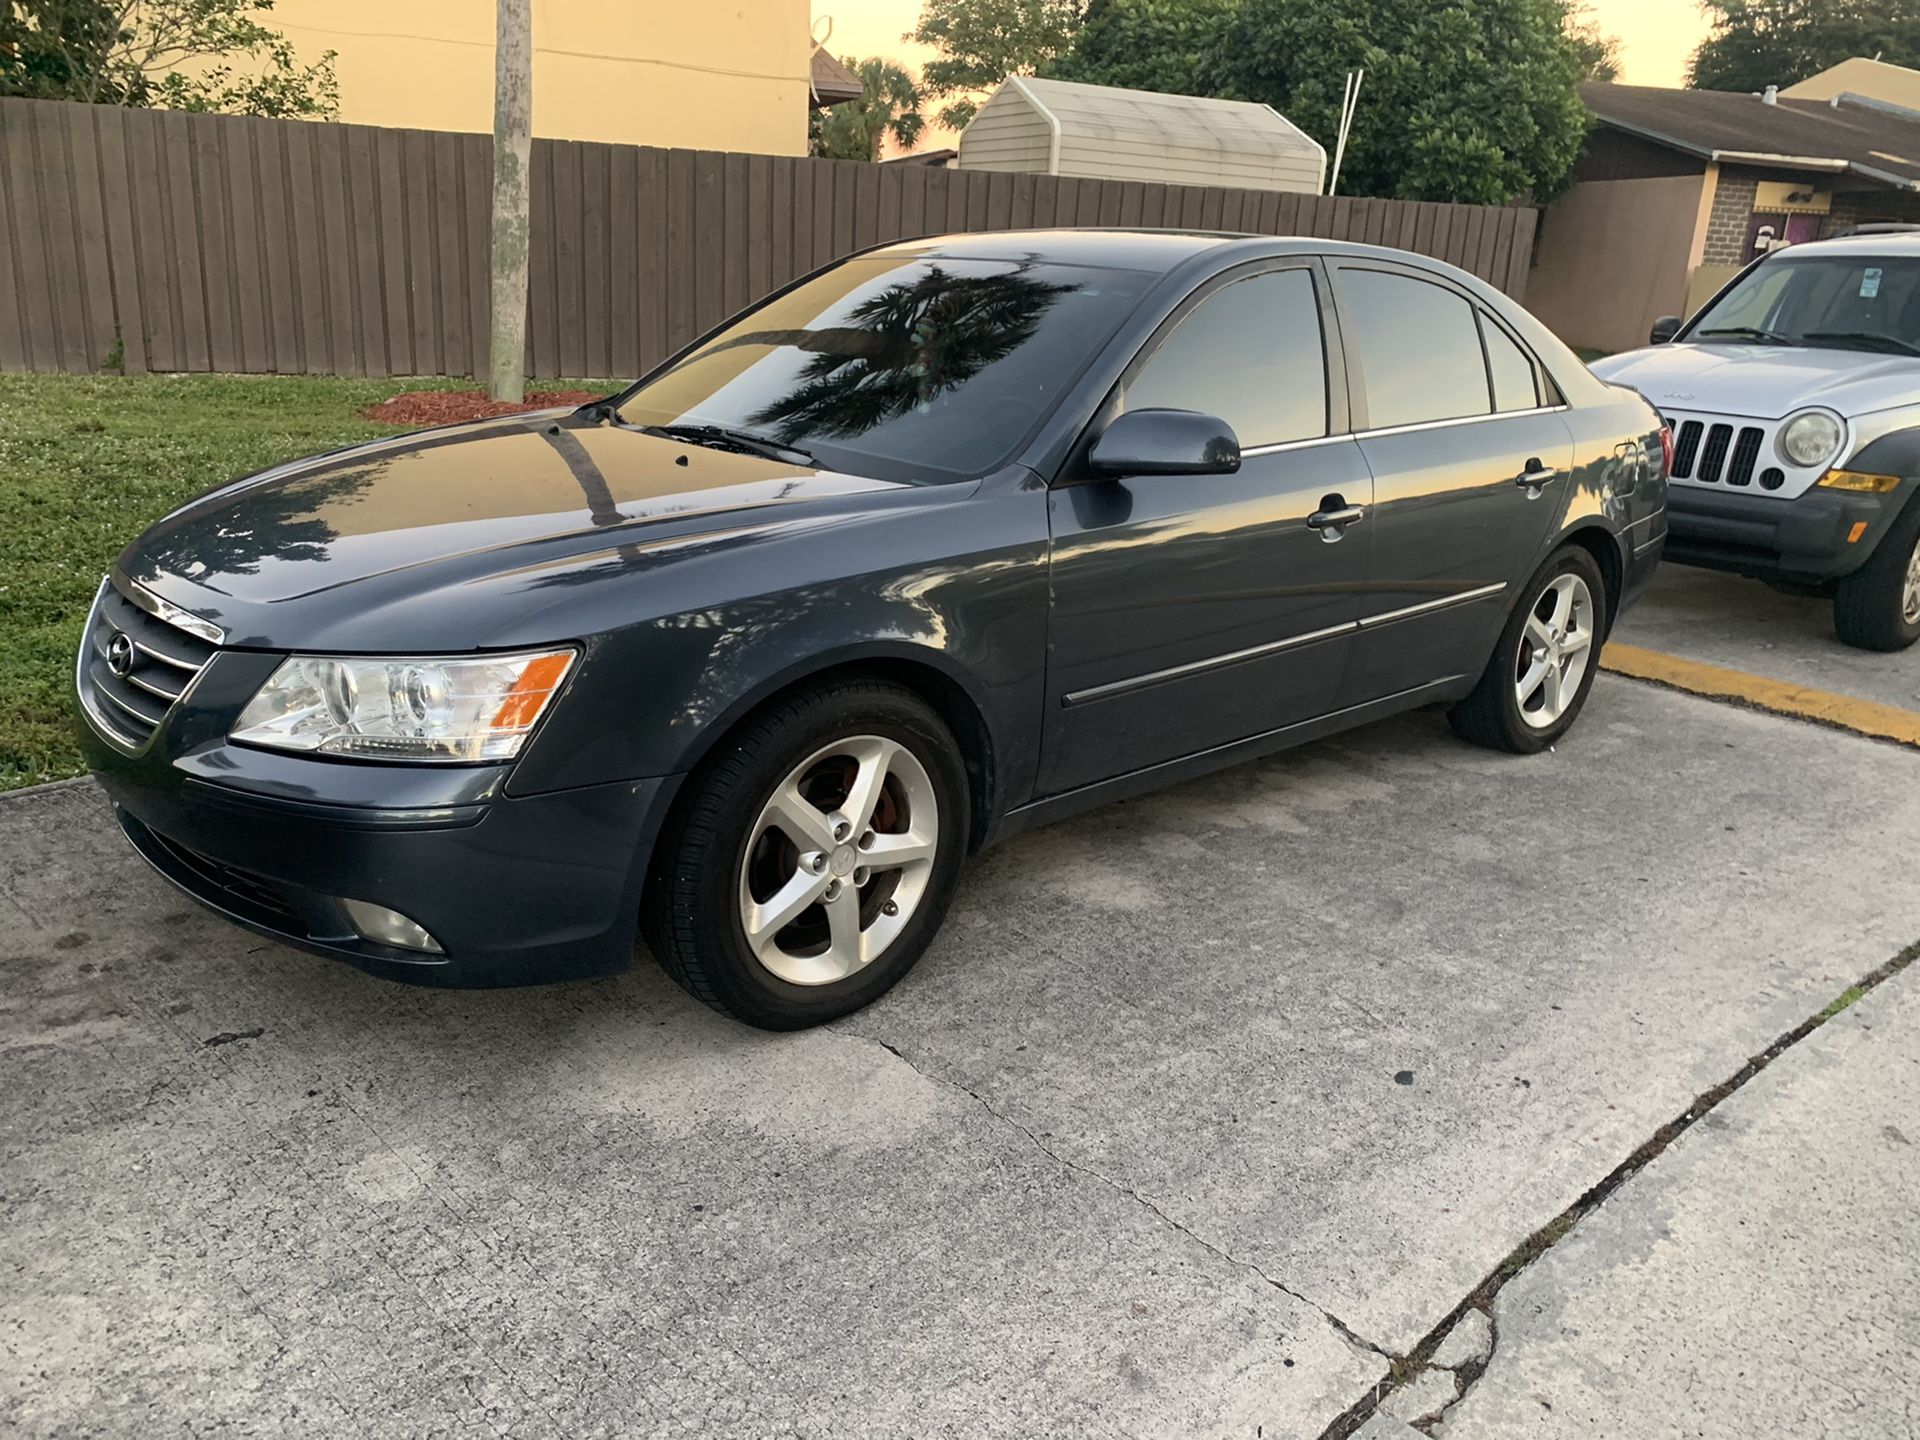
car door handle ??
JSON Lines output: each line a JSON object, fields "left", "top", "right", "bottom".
{"left": 1516, "top": 459, "right": 1559, "bottom": 491}
{"left": 1307, "top": 503, "right": 1366, "bottom": 531}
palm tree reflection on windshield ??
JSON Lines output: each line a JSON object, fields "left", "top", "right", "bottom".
{"left": 705, "top": 262, "right": 1077, "bottom": 445}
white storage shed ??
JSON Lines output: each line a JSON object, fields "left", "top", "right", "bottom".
{"left": 956, "top": 76, "right": 1327, "bottom": 195}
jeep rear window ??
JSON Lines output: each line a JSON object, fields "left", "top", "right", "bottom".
{"left": 611, "top": 254, "right": 1152, "bottom": 482}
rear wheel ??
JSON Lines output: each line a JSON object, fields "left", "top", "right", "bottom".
{"left": 642, "top": 678, "right": 969, "bottom": 1030}
{"left": 1833, "top": 499, "right": 1920, "bottom": 651}
{"left": 1449, "top": 546, "right": 1608, "bottom": 754}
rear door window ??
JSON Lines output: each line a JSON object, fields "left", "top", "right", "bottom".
{"left": 1482, "top": 314, "right": 1541, "bottom": 412}
{"left": 1124, "top": 268, "right": 1328, "bottom": 447}
{"left": 1339, "top": 268, "right": 1491, "bottom": 429}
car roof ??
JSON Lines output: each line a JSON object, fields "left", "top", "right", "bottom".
{"left": 866, "top": 226, "right": 1486, "bottom": 278}
{"left": 1764, "top": 228, "right": 1920, "bottom": 259}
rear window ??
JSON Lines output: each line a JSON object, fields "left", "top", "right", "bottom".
{"left": 613, "top": 254, "right": 1153, "bottom": 482}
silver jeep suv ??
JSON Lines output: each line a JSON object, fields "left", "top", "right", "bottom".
{"left": 1594, "top": 229, "right": 1920, "bottom": 650}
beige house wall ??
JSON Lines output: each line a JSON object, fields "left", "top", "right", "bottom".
{"left": 1781, "top": 57, "right": 1920, "bottom": 109}
{"left": 1528, "top": 172, "right": 1713, "bottom": 353}
{"left": 256, "top": 0, "right": 813, "bottom": 154}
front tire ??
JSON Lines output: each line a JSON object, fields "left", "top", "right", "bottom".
{"left": 641, "top": 678, "right": 969, "bottom": 1030}
{"left": 1833, "top": 498, "right": 1920, "bottom": 652}
{"left": 1448, "top": 546, "right": 1608, "bottom": 755}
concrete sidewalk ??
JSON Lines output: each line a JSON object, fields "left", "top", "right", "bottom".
{"left": 5, "top": 675, "right": 1920, "bottom": 1437}
{"left": 1437, "top": 963, "right": 1920, "bottom": 1438}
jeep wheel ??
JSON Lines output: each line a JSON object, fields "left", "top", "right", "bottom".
{"left": 1833, "top": 499, "right": 1920, "bottom": 652}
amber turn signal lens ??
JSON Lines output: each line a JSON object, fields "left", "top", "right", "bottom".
{"left": 1818, "top": 470, "right": 1903, "bottom": 493}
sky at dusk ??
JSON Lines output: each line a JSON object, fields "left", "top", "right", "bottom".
{"left": 816, "top": 0, "right": 1711, "bottom": 150}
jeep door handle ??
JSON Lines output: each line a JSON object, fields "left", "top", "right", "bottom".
{"left": 1307, "top": 503, "right": 1366, "bottom": 531}
{"left": 1516, "top": 459, "right": 1559, "bottom": 490}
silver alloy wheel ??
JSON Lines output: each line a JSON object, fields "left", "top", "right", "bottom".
{"left": 737, "top": 734, "right": 940, "bottom": 986}
{"left": 1903, "top": 535, "right": 1920, "bottom": 626}
{"left": 1515, "top": 572, "right": 1596, "bottom": 729}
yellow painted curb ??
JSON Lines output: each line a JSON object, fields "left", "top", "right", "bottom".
{"left": 1601, "top": 644, "right": 1920, "bottom": 749}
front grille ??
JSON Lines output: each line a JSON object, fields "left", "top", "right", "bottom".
{"left": 1726, "top": 426, "right": 1764, "bottom": 486}
{"left": 1696, "top": 423, "right": 1733, "bottom": 482}
{"left": 1671, "top": 419, "right": 1703, "bottom": 478}
{"left": 78, "top": 579, "right": 219, "bottom": 750}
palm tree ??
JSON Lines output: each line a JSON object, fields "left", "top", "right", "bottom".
{"left": 813, "top": 57, "right": 927, "bottom": 163}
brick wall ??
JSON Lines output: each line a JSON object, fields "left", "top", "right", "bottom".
{"left": 1824, "top": 188, "right": 1920, "bottom": 237}
{"left": 1701, "top": 168, "right": 1760, "bottom": 264}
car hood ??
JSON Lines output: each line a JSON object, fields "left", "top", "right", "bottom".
{"left": 122, "top": 410, "right": 910, "bottom": 650}
{"left": 1590, "top": 342, "right": 1920, "bottom": 420}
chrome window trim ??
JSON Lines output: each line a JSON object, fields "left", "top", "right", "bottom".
{"left": 1355, "top": 404, "right": 1570, "bottom": 441}
{"left": 1357, "top": 582, "right": 1508, "bottom": 629}
{"left": 1239, "top": 406, "right": 1570, "bottom": 459}
{"left": 118, "top": 573, "right": 227, "bottom": 645}
{"left": 1240, "top": 434, "right": 1350, "bottom": 459}
{"left": 1062, "top": 620, "right": 1357, "bottom": 707}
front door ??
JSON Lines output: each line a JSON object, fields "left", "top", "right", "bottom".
{"left": 1040, "top": 261, "right": 1372, "bottom": 795}
{"left": 1327, "top": 262, "right": 1575, "bottom": 705}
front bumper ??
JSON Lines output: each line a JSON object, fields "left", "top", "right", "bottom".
{"left": 84, "top": 718, "right": 675, "bottom": 988}
{"left": 1663, "top": 480, "right": 1916, "bottom": 584}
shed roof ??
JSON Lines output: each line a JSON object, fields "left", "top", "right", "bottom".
{"left": 996, "top": 76, "right": 1325, "bottom": 163}
{"left": 810, "top": 47, "right": 863, "bottom": 107}
{"left": 1582, "top": 81, "right": 1920, "bottom": 191}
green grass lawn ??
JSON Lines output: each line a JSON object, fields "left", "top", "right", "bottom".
{"left": 0, "top": 373, "right": 603, "bottom": 791}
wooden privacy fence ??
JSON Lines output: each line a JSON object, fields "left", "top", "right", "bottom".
{"left": 0, "top": 96, "right": 1539, "bottom": 379}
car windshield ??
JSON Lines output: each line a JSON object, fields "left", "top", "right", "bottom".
{"left": 608, "top": 253, "right": 1152, "bottom": 482}
{"left": 1686, "top": 253, "right": 1920, "bottom": 354}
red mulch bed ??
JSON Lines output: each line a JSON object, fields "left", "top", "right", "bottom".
{"left": 359, "top": 388, "right": 602, "bottom": 427}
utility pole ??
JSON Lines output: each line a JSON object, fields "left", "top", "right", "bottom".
{"left": 488, "top": 0, "right": 532, "bottom": 402}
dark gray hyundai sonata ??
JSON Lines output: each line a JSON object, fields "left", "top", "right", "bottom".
{"left": 78, "top": 230, "right": 1668, "bottom": 1028}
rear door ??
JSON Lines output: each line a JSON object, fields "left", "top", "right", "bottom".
{"left": 1329, "top": 261, "right": 1575, "bottom": 705}
{"left": 1040, "top": 259, "right": 1372, "bottom": 795}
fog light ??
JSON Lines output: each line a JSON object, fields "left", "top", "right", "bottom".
{"left": 340, "top": 898, "right": 444, "bottom": 954}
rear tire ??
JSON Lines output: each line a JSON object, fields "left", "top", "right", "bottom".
{"left": 641, "top": 677, "right": 969, "bottom": 1030}
{"left": 1833, "top": 497, "right": 1920, "bottom": 652}
{"left": 1449, "top": 546, "right": 1609, "bottom": 755}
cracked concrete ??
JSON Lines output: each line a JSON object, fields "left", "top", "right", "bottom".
{"left": 878, "top": 1035, "right": 1395, "bottom": 1367}
{"left": 1438, "top": 963, "right": 1920, "bottom": 1437}
{"left": 6, "top": 675, "right": 1920, "bottom": 1435}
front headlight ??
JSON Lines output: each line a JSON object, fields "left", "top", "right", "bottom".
{"left": 231, "top": 649, "right": 575, "bottom": 762}
{"left": 1778, "top": 410, "right": 1845, "bottom": 469}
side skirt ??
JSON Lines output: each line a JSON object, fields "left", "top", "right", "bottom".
{"left": 985, "top": 674, "right": 1468, "bottom": 846}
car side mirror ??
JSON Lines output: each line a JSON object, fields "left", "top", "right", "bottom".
{"left": 1649, "top": 314, "right": 1682, "bottom": 345}
{"left": 1087, "top": 408, "right": 1241, "bottom": 478}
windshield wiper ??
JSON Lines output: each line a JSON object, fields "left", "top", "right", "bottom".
{"left": 1802, "top": 330, "right": 1920, "bottom": 356}
{"left": 640, "top": 422, "right": 815, "bottom": 466}
{"left": 1694, "top": 326, "right": 1793, "bottom": 345}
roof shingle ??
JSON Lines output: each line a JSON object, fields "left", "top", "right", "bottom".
{"left": 1581, "top": 82, "right": 1920, "bottom": 190}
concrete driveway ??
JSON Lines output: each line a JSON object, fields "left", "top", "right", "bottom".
{"left": 6, "top": 566, "right": 1920, "bottom": 1438}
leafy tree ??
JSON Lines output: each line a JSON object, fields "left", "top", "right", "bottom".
{"left": 1566, "top": 4, "right": 1622, "bottom": 82}
{"left": 1045, "top": 0, "right": 1235, "bottom": 94}
{"left": 814, "top": 56, "right": 927, "bottom": 161}
{"left": 0, "top": 0, "right": 338, "bottom": 117}
{"left": 1688, "top": 0, "right": 1920, "bottom": 92}
{"left": 907, "top": 0, "right": 1084, "bottom": 129}
{"left": 1214, "top": 0, "right": 1589, "bottom": 203}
